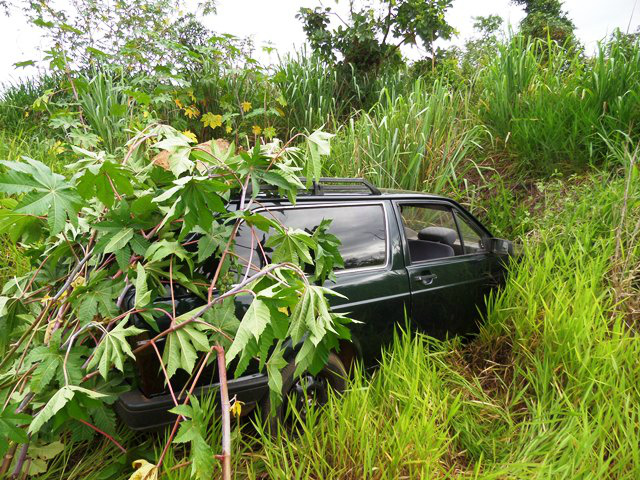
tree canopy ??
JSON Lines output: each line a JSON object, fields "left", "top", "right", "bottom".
{"left": 297, "top": 0, "right": 455, "bottom": 73}
{"left": 513, "top": 0, "right": 575, "bottom": 44}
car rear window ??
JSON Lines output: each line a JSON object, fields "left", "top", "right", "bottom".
{"left": 235, "top": 204, "right": 387, "bottom": 273}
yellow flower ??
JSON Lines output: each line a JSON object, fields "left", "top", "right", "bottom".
{"left": 225, "top": 125, "right": 232, "bottom": 134}
{"left": 230, "top": 399, "right": 244, "bottom": 419}
{"left": 241, "top": 101, "right": 251, "bottom": 112}
{"left": 252, "top": 125, "right": 262, "bottom": 136}
{"left": 142, "top": 110, "right": 149, "bottom": 118}
{"left": 201, "top": 112, "right": 223, "bottom": 129}
{"left": 50, "top": 140, "right": 65, "bottom": 155}
{"left": 174, "top": 98, "right": 183, "bottom": 109}
{"left": 182, "top": 130, "right": 198, "bottom": 143}
{"left": 24, "top": 110, "right": 30, "bottom": 118}
{"left": 183, "top": 105, "right": 200, "bottom": 119}
{"left": 129, "top": 459, "right": 158, "bottom": 480}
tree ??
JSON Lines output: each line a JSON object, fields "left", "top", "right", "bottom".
{"left": 463, "top": 15, "right": 504, "bottom": 70}
{"left": 297, "top": 0, "right": 455, "bottom": 73}
{"left": 7, "top": 0, "right": 217, "bottom": 73}
{"left": 512, "top": 0, "right": 575, "bottom": 45}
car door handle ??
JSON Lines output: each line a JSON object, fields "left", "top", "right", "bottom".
{"left": 415, "top": 273, "right": 437, "bottom": 286}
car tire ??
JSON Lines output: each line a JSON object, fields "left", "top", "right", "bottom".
{"left": 260, "top": 352, "right": 347, "bottom": 435}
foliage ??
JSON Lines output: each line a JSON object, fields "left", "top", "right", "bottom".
{"left": 328, "top": 78, "right": 482, "bottom": 192}
{"left": 462, "top": 15, "right": 504, "bottom": 72}
{"left": 1, "top": 3, "right": 640, "bottom": 478}
{"left": 0, "top": 123, "right": 350, "bottom": 477}
{"left": 297, "top": 0, "right": 455, "bottom": 74}
{"left": 8, "top": 0, "right": 216, "bottom": 73}
{"left": 513, "top": 0, "right": 575, "bottom": 45}
{"left": 478, "top": 34, "right": 640, "bottom": 173}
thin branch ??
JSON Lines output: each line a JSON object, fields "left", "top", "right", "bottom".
{"left": 77, "top": 419, "right": 126, "bottom": 453}
{"left": 214, "top": 345, "right": 231, "bottom": 480}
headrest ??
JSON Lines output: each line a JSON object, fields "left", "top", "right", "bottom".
{"left": 418, "top": 226, "right": 457, "bottom": 247}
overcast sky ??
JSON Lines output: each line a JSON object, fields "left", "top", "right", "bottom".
{"left": 0, "top": 0, "right": 638, "bottom": 85}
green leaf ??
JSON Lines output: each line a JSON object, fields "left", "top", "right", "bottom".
{"left": 305, "top": 130, "right": 334, "bottom": 186}
{"left": 103, "top": 228, "right": 134, "bottom": 254}
{"left": 26, "top": 346, "right": 62, "bottom": 393}
{"left": 145, "top": 240, "right": 189, "bottom": 263}
{"left": 28, "top": 386, "right": 106, "bottom": 434}
{"left": 71, "top": 274, "right": 119, "bottom": 323}
{"left": 86, "top": 317, "right": 143, "bottom": 379}
{"left": 0, "top": 406, "right": 30, "bottom": 457}
{"left": 267, "top": 228, "right": 314, "bottom": 266}
{"left": 162, "top": 309, "right": 212, "bottom": 378}
{"left": 135, "top": 264, "right": 151, "bottom": 308}
{"left": 226, "top": 299, "right": 271, "bottom": 364}
{"left": 0, "top": 158, "right": 81, "bottom": 235}
{"left": 202, "top": 299, "right": 240, "bottom": 349}
{"left": 266, "top": 344, "right": 288, "bottom": 405}
{"left": 171, "top": 397, "right": 215, "bottom": 480}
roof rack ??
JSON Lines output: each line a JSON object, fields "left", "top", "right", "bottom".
{"left": 248, "top": 177, "right": 381, "bottom": 196}
{"left": 302, "top": 177, "right": 381, "bottom": 196}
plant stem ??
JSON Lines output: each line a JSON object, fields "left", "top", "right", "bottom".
{"left": 10, "top": 438, "right": 29, "bottom": 479}
{"left": 77, "top": 419, "right": 126, "bottom": 453}
{"left": 214, "top": 345, "right": 231, "bottom": 480}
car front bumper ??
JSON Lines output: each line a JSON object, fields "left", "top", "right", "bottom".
{"left": 116, "top": 373, "right": 269, "bottom": 431}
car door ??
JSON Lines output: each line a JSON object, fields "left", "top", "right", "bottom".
{"left": 394, "top": 201, "right": 492, "bottom": 339}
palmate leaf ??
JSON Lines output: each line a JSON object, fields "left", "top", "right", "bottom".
{"left": 153, "top": 135, "right": 193, "bottom": 177}
{"left": 25, "top": 338, "right": 89, "bottom": 392}
{"left": 86, "top": 317, "right": 144, "bottom": 379}
{"left": 26, "top": 346, "right": 62, "bottom": 393}
{"left": 0, "top": 158, "right": 82, "bottom": 235}
{"left": 266, "top": 227, "right": 315, "bottom": 266}
{"left": 76, "top": 161, "right": 134, "bottom": 208}
{"left": 201, "top": 298, "right": 240, "bottom": 350}
{"left": 70, "top": 272, "right": 120, "bottom": 324}
{"left": 162, "top": 309, "right": 212, "bottom": 378}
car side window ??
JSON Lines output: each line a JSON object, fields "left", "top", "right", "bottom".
{"left": 454, "top": 211, "right": 487, "bottom": 254}
{"left": 399, "top": 204, "right": 463, "bottom": 262}
{"left": 234, "top": 204, "right": 388, "bottom": 274}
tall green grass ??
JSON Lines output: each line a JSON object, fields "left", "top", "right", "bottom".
{"left": 328, "top": 79, "right": 483, "bottom": 193}
{"left": 479, "top": 34, "right": 640, "bottom": 174}
{"left": 78, "top": 71, "right": 133, "bottom": 153}
{"left": 0, "top": 76, "right": 60, "bottom": 131}
{"left": 273, "top": 54, "right": 357, "bottom": 134}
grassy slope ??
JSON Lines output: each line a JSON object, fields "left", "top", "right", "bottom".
{"left": 0, "top": 36, "right": 639, "bottom": 480}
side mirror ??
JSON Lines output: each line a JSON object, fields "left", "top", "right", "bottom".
{"left": 488, "top": 238, "right": 514, "bottom": 256}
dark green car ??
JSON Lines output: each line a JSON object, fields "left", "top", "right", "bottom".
{"left": 117, "top": 178, "right": 514, "bottom": 430}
